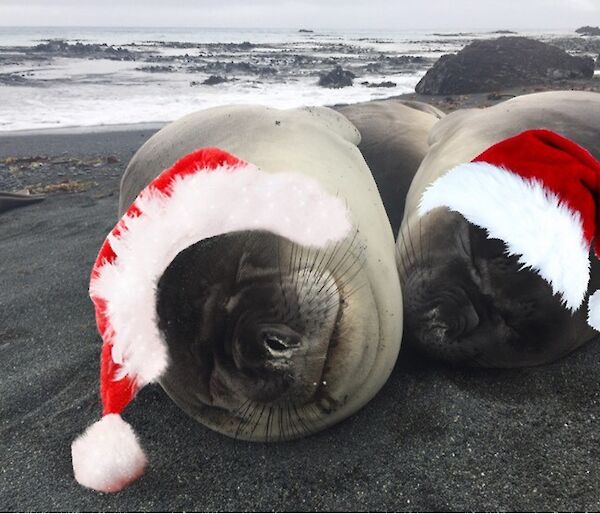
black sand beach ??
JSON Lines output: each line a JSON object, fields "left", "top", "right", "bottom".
{"left": 2, "top": 125, "right": 600, "bottom": 512}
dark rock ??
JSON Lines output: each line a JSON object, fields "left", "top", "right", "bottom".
{"left": 487, "top": 91, "right": 516, "bottom": 100}
{"left": 364, "top": 81, "right": 397, "bottom": 88}
{"left": 415, "top": 37, "right": 595, "bottom": 95}
{"left": 144, "top": 40, "right": 199, "bottom": 49}
{"left": 0, "top": 73, "right": 30, "bottom": 85}
{"left": 202, "top": 75, "right": 229, "bottom": 85}
{"left": 549, "top": 36, "right": 600, "bottom": 55}
{"left": 0, "top": 55, "right": 24, "bottom": 65}
{"left": 259, "top": 66, "right": 278, "bottom": 75}
{"left": 193, "top": 61, "right": 277, "bottom": 76}
{"left": 293, "top": 55, "right": 313, "bottom": 65}
{"left": 378, "top": 54, "right": 424, "bottom": 65}
{"left": 365, "top": 62, "right": 382, "bottom": 72}
{"left": 356, "top": 38, "right": 393, "bottom": 44}
{"left": 31, "top": 39, "right": 133, "bottom": 61}
{"left": 298, "top": 29, "right": 314, "bottom": 33}
{"left": 232, "top": 62, "right": 253, "bottom": 73}
{"left": 576, "top": 26, "right": 600, "bottom": 36}
{"left": 492, "top": 30, "right": 518, "bottom": 34}
{"left": 318, "top": 66, "right": 356, "bottom": 88}
{"left": 137, "top": 65, "right": 174, "bottom": 73}
{"left": 221, "top": 41, "right": 254, "bottom": 51}
{"left": 32, "top": 39, "right": 70, "bottom": 52}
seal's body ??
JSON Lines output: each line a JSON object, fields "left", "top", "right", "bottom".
{"left": 335, "top": 99, "right": 444, "bottom": 234}
{"left": 119, "top": 105, "right": 403, "bottom": 441}
{"left": 399, "top": 91, "right": 600, "bottom": 367}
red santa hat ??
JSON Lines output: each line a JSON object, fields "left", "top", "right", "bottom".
{"left": 71, "top": 147, "right": 351, "bottom": 493}
{"left": 419, "top": 129, "right": 600, "bottom": 327}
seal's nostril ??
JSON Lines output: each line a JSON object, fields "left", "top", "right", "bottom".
{"left": 420, "top": 296, "right": 480, "bottom": 341}
{"left": 461, "top": 303, "right": 480, "bottom": 334}
{"left": 264, "top": 334, "right": 288, "bottom": 352}
{"left": 422, "top": 304, "right": 443, "bottom": 324}
{"left": 261, "top": 330, "right": 301, "bottom": 354}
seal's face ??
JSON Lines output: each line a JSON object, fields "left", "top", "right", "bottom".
{"left": 400, "top": 209, "right": 585, "bottom": 367}
{"left": 156, "top": 230, "right": 378, "bottom": 441}
{"left": 210, "top": 262, "right": 338, "bottom": 409}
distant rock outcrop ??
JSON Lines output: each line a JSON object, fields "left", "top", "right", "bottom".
{"left": 362, "top": 80, "right": 397, "bottom": 88}
{"left": 415, "top": 37, "right": 595, "bottom": 95}
{"left": 576, "top": 26, "right": 600, "bottom": 36}
{"left": 137, "top": 65, "right": 174, "bottom": 73}
{"left": 318, "top": 66, "right": 355, "bottom": 88}
{"left": 32, "top": 39, "right": 133, "bottom": 60}
{"left": 190, "top": 76, "right": 230, "bottom": 86}
{"left": 202, "top": 75, "right": 229, "bottom": 85}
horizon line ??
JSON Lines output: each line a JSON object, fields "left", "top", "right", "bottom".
{"left": 0, "top": 25, "right": 580, "bottom": 32}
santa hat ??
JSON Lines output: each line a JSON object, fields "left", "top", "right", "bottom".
{"left": 71, "top": 147, "right": 351, "bottom": 493}
{"left": 419, "top": 128, "right": 600, "bottom": 327}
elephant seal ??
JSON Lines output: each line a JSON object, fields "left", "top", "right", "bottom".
{"left": 0, "top": 191, "right": 45, "bottom": 214}
{"left": 115, "top": 105, "right": 403, "bottom": 442}
{"left": 335, "top": 99, "right": 444, "bottom": 235}
{"left": 398, "top": 91, "right": 600, "bottom": 367}
{"left": 73, "top": 105, "right": 405, "bottom": 493}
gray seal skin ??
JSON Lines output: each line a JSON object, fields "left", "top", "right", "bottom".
{"left": 335, "top": 99, "right": 444, "bottom": 235}
{"left": 399, "top": 91, "right": 600, "bottom": 367}
{"left": 119, "top": 105, "right": 403, "bottom": 441}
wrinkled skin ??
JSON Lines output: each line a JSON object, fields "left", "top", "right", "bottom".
{"left": 399, "top": 91, "right": 600, "bottom": 367}
{"left": 335, "top": 99, "right": 443, "bottom": 234}
{"left": 156, "top": 230, "right": 379, "bottom": 441}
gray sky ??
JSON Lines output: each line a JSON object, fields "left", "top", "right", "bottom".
{"left": 1, "top": 0, "right": 599, "bottom": 30}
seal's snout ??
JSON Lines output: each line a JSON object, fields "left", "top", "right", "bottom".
{"left": 416, "top": 289, "right": 481, "bottom": 351}
{"left": 421, "top": 299, "right": 479, "bottom": 342}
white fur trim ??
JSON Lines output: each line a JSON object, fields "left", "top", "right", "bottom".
{"left": 587, "top": 290, "right": 600, "bottom": 331}
{"left": 71, "top": 414, "right": 147, "bottom": 493}
{"left": 419, "top": 162, "right": 590, "bottom": 311}
{"left": 91, "top": 164, "right": 351, "bottom": 386}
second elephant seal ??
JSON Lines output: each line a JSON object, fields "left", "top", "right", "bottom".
{"left": 398, "top": 91, "right": 600, "bottom": 367}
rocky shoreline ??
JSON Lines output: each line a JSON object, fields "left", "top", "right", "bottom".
{"left": 0, "top": 36, "right": 432, "bottom": 89}
{"left": 1, "top": 29, "right": 598, "bottom": 91}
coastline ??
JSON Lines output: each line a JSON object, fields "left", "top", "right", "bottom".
{"left": 0, "top": 121, "right": 167, "bottom": 137}
{"left": 2, "top": 75, "right": 600, "bottom": 140}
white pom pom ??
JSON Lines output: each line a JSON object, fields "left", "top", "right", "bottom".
{"left": 71, "top": 414, "right": 147, "bottom": 493}
{"left": 587, "top": 290, "right": 600, "bottom": 331}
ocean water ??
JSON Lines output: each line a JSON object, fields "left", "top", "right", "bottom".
{"left": 0, "top": 27, "right": 586, "bottom": 132}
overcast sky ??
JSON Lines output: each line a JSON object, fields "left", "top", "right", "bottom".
{"left": 1, "top": 0, "right": 599, "bottom": 30}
